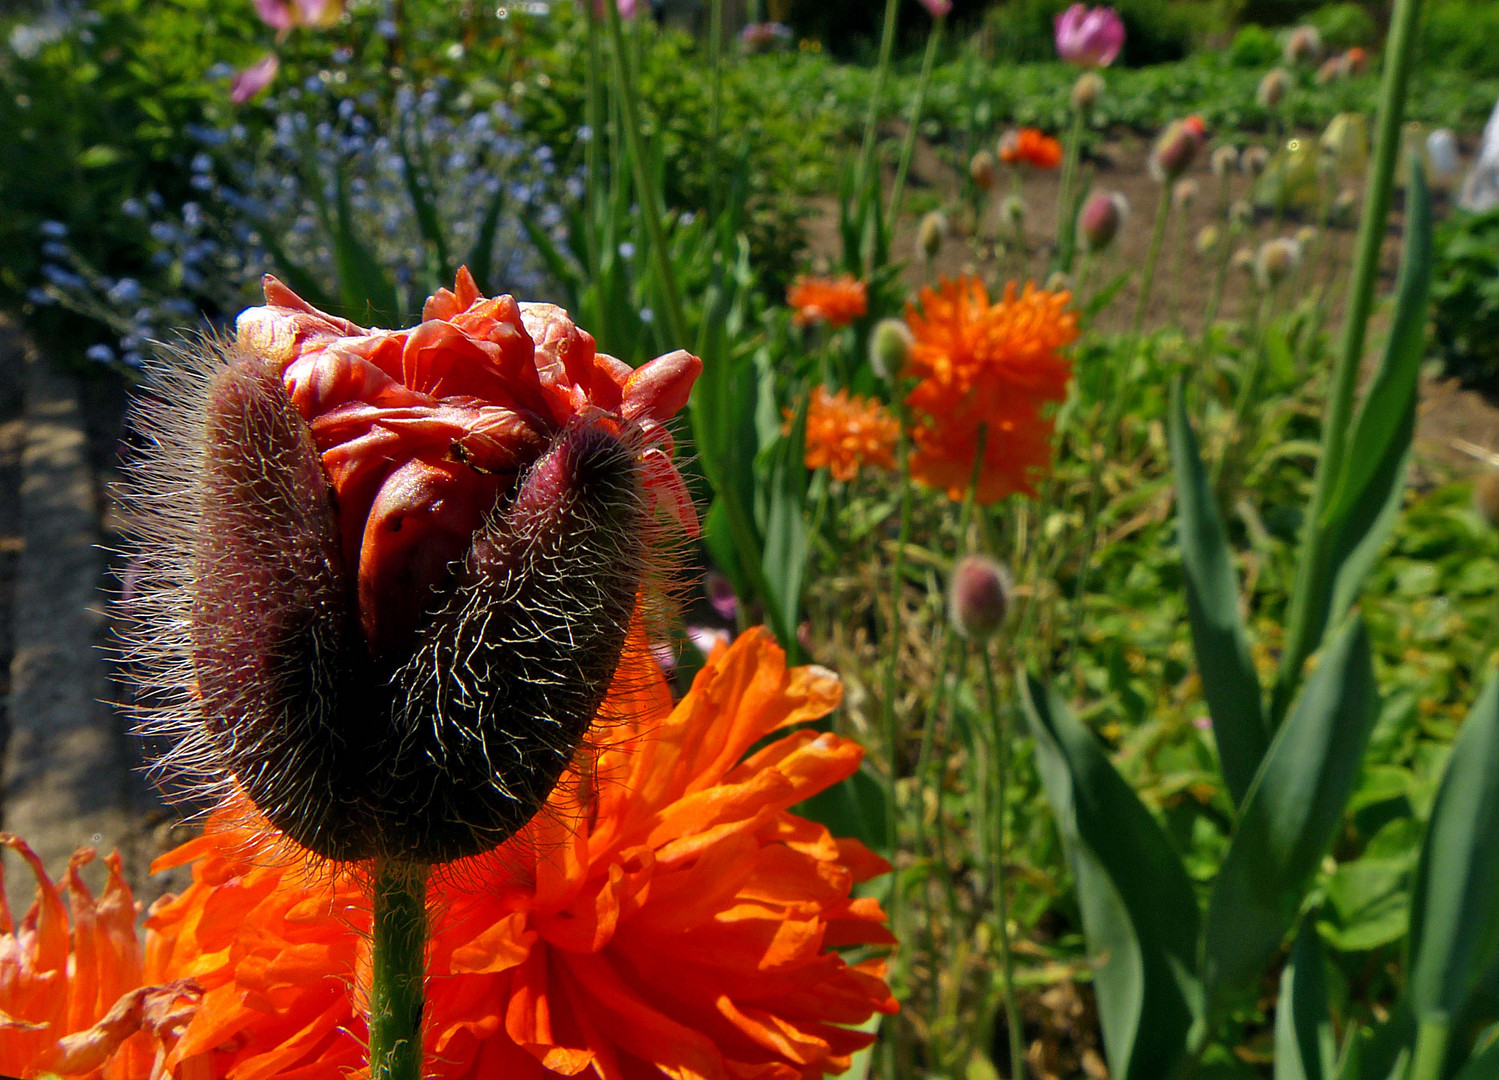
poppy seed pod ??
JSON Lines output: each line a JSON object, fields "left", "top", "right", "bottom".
{"left": 1071, "top": 70, "right": 1106, "bottom": 113}
{"left": 1079, "top": 190, "right": 1127, "bottom": 251}
{"left": 948, "top": 555, "right": 1011, "bottom": 640}
{"left": 119, "top": 270, "right": 701, "bottom": 864}
{"left": 1257, "top": 67, "right": 1291, "bottom": 109}
{"left": 970, "top": 150, "right": 998, "bottom": 191}
{"left": 916, "top": 210, "right": 948, "bottom": 263}
{"left": 870, "top": 317, "right": 915, "bottom": 381}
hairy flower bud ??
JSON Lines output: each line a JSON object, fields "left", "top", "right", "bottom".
{"left": 1196, "top": 224, "right": 1221, "bottom": 255}
{"left": 1257, "top": 67, "right": 1291, "bottom": 109}
{"left": 1071, "top": 71, "right": 1106, "bottom": 113}
{"left": 1240, "top": 145, "right": 1270, "bottom": 177}
{"left": 1172, "top": 178, "right": 1200, "bottom": 209}
{"left": 1231, "top": 245, "right": 1256, "bottom": 277}
{"left": 1283, "top": 24, "right": 1322, "bottom": 66}
{"left": 1210, "top": 144, "right": 1239, "bottom": 178}
{"left": 1079, "top": 190, "right": 1127, "bottom": 251}
{"left": 970, "top": 150, "right": 998, "bottom": 191}
{"left": 870, "top": 318, "right": 915, "bottom": 381}
{"left": 1254, "top": 237, "right": 1301, "bottom": 289}
{"left": 1150, "top": 117, "right": 1204, "bottom": 183}
{"left": 948, "top": 555, "right": 1011, "bottom": 640}
{"left": 1229, "top": 198, "right": 1255, "bottom": 229}
{"left": 916, "top": 210, "right": 949, "bottom": 263}
{"left": 120, "top": 270, "right": 701, "bottom": 864}
{"left": 1001, "top": 194, "right": 1027, "bottom": 227}
{"left": 1329, "top": 187, "right": 1358, "bottom": 226}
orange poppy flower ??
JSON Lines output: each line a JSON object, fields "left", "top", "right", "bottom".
{"left": 998, "top": 128, "right": 1063, "bottom": 170}
{"left": 787, "top": 276, "right": 868, "bottom": 329}
{"left": 0, "top": 630, "right": 896, "bottom": 1080}
{"left": 902, "top": 277, "right": 1077, "bottom": 503}
{"left": 799, "top": 386, "right": 899, "bottom": 482}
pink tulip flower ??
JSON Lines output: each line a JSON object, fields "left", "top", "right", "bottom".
{"left": 1054, "top": 4, "right": 1125, "bottom": 68}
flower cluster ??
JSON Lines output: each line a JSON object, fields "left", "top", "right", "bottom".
{"left": 787, "top": 275, "right": 868, "bottom": 329}
{"left": 903, "top": 277, "right": 1077, "bottom": 503}
{"left": 0, "top": 631, "right": 895, "bottom": 1080}
{"left": 800, "top": 386, "right": 900, "bottom": 482}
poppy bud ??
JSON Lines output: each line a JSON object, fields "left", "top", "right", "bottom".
{"left": 1001, "top": 194, "right": 1027, "bottom": 227}
{"left": 1210, "top": 145, "right": 1239, "bottom": 178}
{"left": 1476, "top": 471, "right": 1499, "bottom": 530}
{"left": 1079, "top": 190, "right": 1127, "bottom": 251}
{"left": 1150, "top": 118, "right": 1203, "bottom": 183}
{"left": 1329, "top": 187, "right": 1358, "bottom": 226}
{"left": 1196, "top": 224, "right": 1221, "bottom": 255}
{"left": 1295, "top": 225, "right": 1319, "bottom": 249}
{"left": 948, "top": 555, "right": 1010, "bottom": 641}
{"left": 1283, "top": 24, "right": 1323, "bottom": 66}
{"left": 1254, "top": 237, "right": 1301, "bottom": 289}
{"left": 1071, "top": 71, "right": 1106, "bottom": 113}
{"left": 1257, "top": 67, "right": 1291, "bottom": 109}
{"left": 1229, "top": 198, "right": 1255, "bottom": 229}
{"left": 121, "top": 270, "right": 701, "bottom": 864}
{"left": 916, "top": 210, "right": 948, "bottom": 263}
{"left": 1045, "top": 270, "right": 1070, "bottom": 293}
{"left": 970, "top": 150, "right": 998, "bottom": 191}
{"left": 1172, "top": 178, "right": 1200, "bottom": 209}
{"left": 1231, "top": 246, "right": 1256, "bottom": 277}
{"left": 1241, "top": 145, "right": 1270, "bottom": 177}
{"left": 870, "top": 317, "right": 914, "bottom": 381}
{"left": 1315, "top": 55, "right": 1342, "bottom": 85}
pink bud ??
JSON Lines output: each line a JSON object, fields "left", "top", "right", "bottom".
{"left": 1054, "top": 4, "right": 1125, "bottom": 68}
{"left": 1150, "top": 118, "right": 1203, "bottom": 183}
{"left": 1079, "top": 191, "right": 1127, "bottom": 251}
{"left": 949, "top": 555, "right": 1011, "bottom": 640}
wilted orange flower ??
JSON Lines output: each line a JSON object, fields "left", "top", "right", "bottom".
{"left": 787, "top": 276, "right": 868, "bottom": 328}
{"left": 998, "top": 129, "right": 1063, "bottom": 170}
{"left": 799, "top": 386, "right": 899, "bottom": 482}
{"left": 0, "top": 631, "right": 896, "bottom": 1080}
{"left": 903, "top": 277, "right": 1077, "bottom": 502}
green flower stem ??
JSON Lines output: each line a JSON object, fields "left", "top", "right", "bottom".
{"left": 1212, "top": 286, "right": 1274, "bottom": 490}
{"left": 602, "top": 0, "right": 690, "bottom": 350}
{"left": 1410, "top": 1017, "right": 1451, "bottom": 1080}
{"left": 1054, "top": 109, "right": 1085, "bottom": 273}
{"left": 888, "top": 17, "right": 945, "bottom": 225}
{"left": 981, "top": 650, "right": 1025, "bottom": 1080}
{"left": 855, "top": 0, "right": 901, "bottom": 236}
{"left": 1130, "top": 182, "right": 1173, "bottom": 339}
{"left": 1274, "top": 0, "right": 1425, "bottom": 723}
{"left": 368, "top": 858, "right": 430, "bottom": 1080}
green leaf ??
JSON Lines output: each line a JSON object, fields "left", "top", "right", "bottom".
{"left": 1168, "top": 378, "right": 1267, "bottom": 807}
{"left": 1408, "top": 665, "right": 1499, "bottom": 1022}
{"left": 1203, "top": 617, "right": 1380, "bottom": 1001}
{"left": 760, "top": 391, "right": 810, "bottom": 652}
{"left": 1020, "top": 674, "right": 1202, "bottom": 1080}
{"left": 797, "top": 767, "right": 891, "bottom": 856}
{"left": 464, "top": 177, "right": 508, "bottom": 295}
{"left": 1275, "top": 911, "right": 1336, "bottom": 1080}
{"left": 331, "top": 160, "right": 401, "bottom": 325}
{"left": 1452, "top": 1035, "right": 1499, "bottom": 1080}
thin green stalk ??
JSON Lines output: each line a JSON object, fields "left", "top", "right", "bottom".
{"left": 1130, "top": 183, "right": 1173, "bottom": 338}
{"left": 855, "top": 0, "right": 902, "bottom": 227}
{"left": 602, "top": 0, "right": 690, "bottom": 349}
{"left": 888, "top": 17, "right": 944, "bottom": 224}
{"left": 1212, "top": 286, "right": 1274, "bottom": 489}
{"left": 1053, "top": 109, "right": 1085, "bottom": 273}
{"left": 981, "top": 651, "right": 1025, "bottom": 1080}
{"left": 368, "top": 858, "right": 430, "bottom": 1080}
{"left": 1409, "top": 1017, "right": 1451, "bottom": 1080}
{"left": 1273, "top": 0, "right": 1425, "bottom": 723}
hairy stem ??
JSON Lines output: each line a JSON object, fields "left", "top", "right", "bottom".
{"left": 369, "top": 858, "right": 430, "bottom": 1080}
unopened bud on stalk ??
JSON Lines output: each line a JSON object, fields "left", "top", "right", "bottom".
{"left": 1475, "top": 471, "right": 1499, "bottom": 530}
{"left": 1295, "top": 225, "right": 1319, "bottom": 249}
{"left": 1071, "top": 71, "right": 1106, "bottom": 113}
{"left": 1329, "top": 187, "right": 1358, "bottom": 226}
{"left": 1254, "top": 237, "right": 1301, "bottom": 289}
{"left": 1045, "top": 270, "right": 1070, "bottom": 292}
{"left": 1079, "top": 190, "right": 1127, "bottom": 252}
{"left": 1231, "top": 246, "right": 1256, "bottom": 277}
{"left": 1283, "top": 24, "right": 1323, "bottom": 66}
{"left": 970, "top": 150, "right": 998, "bottom": 191}
{"left": 870, "top": 318, "right": 914, "bottom": 381}
{"left": 1196, "top": 224, "right": 1221, "bottom": 255}
{"left": 916, "top": 210, "right": 948, "bottom": 263}
{"left": 1172, "top": 178, "right": 1200, "bottom": 209}
{"left": 1315, "top": 55, "right": 1342, "bottom": 85}
{"left": 1241, "top": 145, "right": 1270, "bottom": 177}
{"left": 948, "top": 555, "right": 1011, "bottom": 641}
{"left": 1001, "top": 194, "right": 1027, "bottom": 227}
{"left": 1150, "top": 117, "right": 1204, "bottom": 183}
{"left": 1229, "top": 198, "right": 1255, "bottom": 229}
{"left": 120, "top": 270, "right": 701, "bottom": 864}
{"left": 1210, "top": 145, "right": 1239, "bottom": 178}
{"left": 1257, "top": 67, "right": 1291, "bottom": 109}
